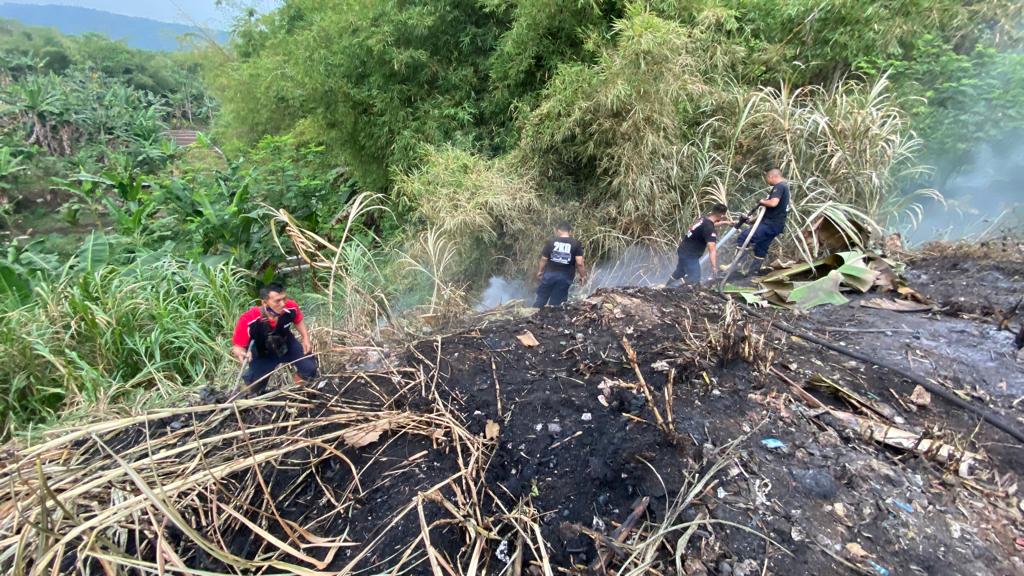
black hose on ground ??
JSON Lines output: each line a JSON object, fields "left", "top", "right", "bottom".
{"left": 721, "top": 294, "right": 1024, "bottom": 445}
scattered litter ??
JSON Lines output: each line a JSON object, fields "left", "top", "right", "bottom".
{"left": 547, "top": 422, "right": 562, "bottom": 433}
{"left": 868, "top": 560, "right": 891, "bottom": 576}
{"left": 496, "top": 539, "right": 511, "bottom": 563}
{"left": 732, "top": 559, "right": 760, "bottom": 576}
{"left": 909, "top": 385, "right": 932, "bottom": 407}
{"left": 485, "top": 420, "right": 500, "bottom": 440}
{"left": 791, "top": 525, "right": 806, "bottom": 542}
{"left": 785, "top": 376, "right": 982, "bottom": 475}
{"left": 761, "top": 438, "right": 786, "bottom": 450}
{"left": 845, "top": 542, "right": 872, "bottom": 559}
{"left": 581, "top": 412, "right": 592, "bottom": 421}
{"left": 891, "top": 499, "right": 914, "bottom": 514}
{"left": 650, "top": 359, "right": 671, "bottom": 372}
{"left": 516, "top": 330, "right": 540, "bottom": 347}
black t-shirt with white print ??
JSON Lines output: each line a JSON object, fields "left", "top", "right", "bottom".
{"left": 541, "top": 236, "right": 584, "bottom": 276}
{"left": 678, "top": 217, "right": 718, "bottom": 258}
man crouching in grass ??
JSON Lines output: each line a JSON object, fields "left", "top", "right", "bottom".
{"left": 231, "top": 282, "right": 317, "bottom": 394}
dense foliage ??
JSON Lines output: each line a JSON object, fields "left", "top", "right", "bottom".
{"left": 0, "top": 1, "right": 1022, "bottom": 436}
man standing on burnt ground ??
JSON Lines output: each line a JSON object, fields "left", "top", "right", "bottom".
{"left": 667, "top": 203, "right": 730, "bottom": 287}
{"left": 231, "top": 282, "right": 317, "bottom": 394}
{"left": 534, "top": 220, "right": 587, "bottom": 307}
{"left": 737, "top": 167, "right": 790, "bottom": 276}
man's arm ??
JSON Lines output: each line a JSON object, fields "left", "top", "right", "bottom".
{"left": 759, "top": 186, "right": 782, "bottom": 208}
{"left": 536, "top": 257, "right": 548, "bottom": 280}
{"left": 231, "top": 314, "right": 251, "bottom": 363}
{"left": 295, "top": 320, "right": 312, "bottom": 355}
{"left": 574, "top": 255, "right": 587, "bottom": 284}
{"left": 707, "top": 242, "right": 718, "bottom": 277}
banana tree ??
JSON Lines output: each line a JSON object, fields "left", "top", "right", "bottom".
{"left": 0, "top": 147, "right": 27, "bottom": 209}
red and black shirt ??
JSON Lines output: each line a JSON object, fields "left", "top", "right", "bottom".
{"left": 232, "top": 300, "right": 303, "bottom": 351}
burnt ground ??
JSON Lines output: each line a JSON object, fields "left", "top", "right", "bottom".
{"left": 5, "top": 246, "right": 1024, "bottom": 576}
{"left": 906, "top": 239, "right": 1024, "bottom": 321}
{"left": 392, "top": 287, "right": 1024, "bottom": 575}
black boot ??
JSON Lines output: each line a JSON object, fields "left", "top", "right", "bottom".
{"left": 746, "top": 256, "right": 765, "bottom": 276}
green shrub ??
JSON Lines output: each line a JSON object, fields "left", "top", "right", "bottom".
{"left": 0, "top": 253, "right": 248, "bottom": 438}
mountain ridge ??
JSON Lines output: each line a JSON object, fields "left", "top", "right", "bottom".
{"left": 0, "top": 3, "right": 227, "bottom": 51}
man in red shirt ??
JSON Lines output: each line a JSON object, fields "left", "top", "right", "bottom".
{"left": 231, "top": 283, "right": 317, "bottom": 393}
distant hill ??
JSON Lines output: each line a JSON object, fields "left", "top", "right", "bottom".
{"left": 0, "top": 3, "right": 227, "bottom": 51}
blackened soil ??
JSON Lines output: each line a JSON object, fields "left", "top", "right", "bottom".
{"left": 907, "top": 240, "right": 1024, "bottom": 320}
{"left": 397, "top": 288, "right": 1023, "bottom": 575}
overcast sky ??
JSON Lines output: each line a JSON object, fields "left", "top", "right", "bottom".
{"left": 0, "top": 0, "right": 280, "bottom": 27}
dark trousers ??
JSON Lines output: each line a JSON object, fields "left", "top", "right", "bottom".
{"left": 737, "top": 221, "right": 784, "bottom": 258}
{"left": 244, "top": 335, "right": 318, "bottom": 392}
{"left": 671, "top": 255, "right": 702, "bottom": 284}
{"left": 534, "top": 271, "right": 572, "bottom": 307}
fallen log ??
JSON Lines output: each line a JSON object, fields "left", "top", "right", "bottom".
{"left": 774, "top": 368, "right": 981, "bottom": 475}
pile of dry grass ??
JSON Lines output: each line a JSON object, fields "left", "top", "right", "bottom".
{"left": 0, "top": 364, "right": 493, "bottom": 575}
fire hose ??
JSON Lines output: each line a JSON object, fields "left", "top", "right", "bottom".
{"left": 700, "top": 204, "right": 764, "bottom": 288}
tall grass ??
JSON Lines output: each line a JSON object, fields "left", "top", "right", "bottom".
{"left": 395, "top": 145, "right": 541, "bottom": 279}
{"left": 404, "top": 9, "right": 940, "bottom": 272}
{"left": 739, "top": 75, "right": 941, "bottom": 260}
{"left": 0, "top": 256, "right": 248, "bottom": 438}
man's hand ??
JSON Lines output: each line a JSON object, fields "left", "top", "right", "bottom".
{"left": 231, "top": 345, "right": 251, "bottom": 364}
{"left": 576, "top": 274, "right": 587, "bottom": 285}
{"left": 536, "top": 270, "right": 544, "bottom": 281}
{"left": 301, "top": 339, "right": 312, "bottom": 355}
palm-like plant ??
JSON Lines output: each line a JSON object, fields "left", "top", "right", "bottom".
{"left": 0, "top": 147, "right": 27, "bottom": 211}
{"left": 4, "top": 74, "right": 70, "bottom": 155}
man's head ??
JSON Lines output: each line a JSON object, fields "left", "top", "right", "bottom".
{"left": 259, "top": 282, "right": 287, "bottom": 314}
{"left": 708, "top": 203, "right": 729, "bottom": 223}
{"left": 555, "top": 220, "right": 573, "bottom": 236}
{"left": 764, "top": 168, "right": 785, "bottom": 185}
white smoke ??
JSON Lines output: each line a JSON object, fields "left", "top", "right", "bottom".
{"left": 475, "top": 275, "right": 533, "bottom": 310}
{"left": 472, "top": 243, "right": 682, "bottom": 311}
{"left": 909, "top": 141, "right": 1024, "bottom": 243}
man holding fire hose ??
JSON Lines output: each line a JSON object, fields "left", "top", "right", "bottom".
{"left": 734, "top": 168, "right": 790, "bottom": 276}
{"left": 666, "top": 203, "right": 731, "bottom": 286}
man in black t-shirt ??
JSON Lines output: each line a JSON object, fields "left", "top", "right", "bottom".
{"left": 737, "top": 167, "right": 790, "bottom": 275}
{"left": 534, "top": 221, "right": 586, "bottom": 307}
{"left": 668, "top": 203, "right": 730, "bottom": 286}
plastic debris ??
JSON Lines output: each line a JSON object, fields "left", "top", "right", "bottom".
{"left": 891, "top": 499, "right": 914, "bottom": 514}
{"left": 761, "top": 438, "right": 787, "bottom": 450}
{"left": 868, "top": 560, "right": 890, "bottom": 576}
